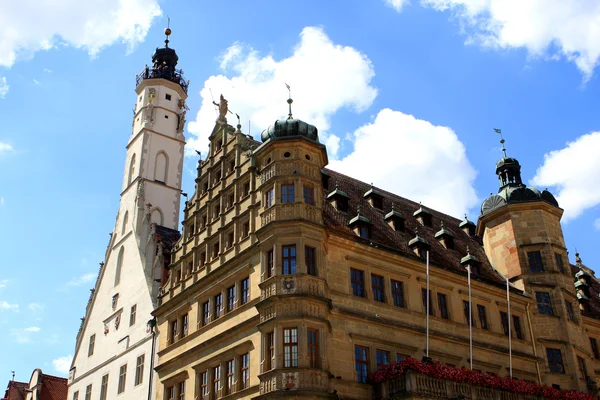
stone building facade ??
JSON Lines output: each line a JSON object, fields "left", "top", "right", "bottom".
{"left": 151, "top": 95, "right": 600, "bottom": 400}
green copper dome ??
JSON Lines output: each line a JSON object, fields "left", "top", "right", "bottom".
{"left": 261, "top": 118, "right": 319, "bottom": 143}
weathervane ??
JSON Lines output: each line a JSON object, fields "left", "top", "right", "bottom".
{"left": 285, "top": 83, "right": 293, "bottom": 120}
{"left": 494, "top": 128, "right": 507, "bottom": 158}
{"left": 164, "top": 17, "right": 171, "bottom": 47}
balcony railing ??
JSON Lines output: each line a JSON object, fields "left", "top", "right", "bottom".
{"left": 261, "top": 203, "right": 322, "bottom": 226}
{"left": 135, "top": 66, "right": 189, "bottom": 94}
{"left": 259, "top": 369, "right": 329, "bottom": 395}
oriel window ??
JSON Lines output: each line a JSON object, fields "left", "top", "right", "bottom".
{"left": 308, "top": 328, "right": 319, "bottom": 368}
{"left": 536, "top": 292, "right": 553, "bottom": 315}
{"left": 528, "top": 251, "right": 545, "bottom": 273}
{"left": 546, "top": 348, "right": 565, "bottom": 374}
{"left": 376, "top": 350, "right": 390, "bottom": 370}
{"left": 305, "top": 246, "right": 316, "bottom": 276}
{"left": 282, "top": 184, "right": 295, "bottom": 203}
{"left": 282, "top": 245, "right": 296, "bottom": 274}
{"left": 283, "top": 328, "right": 298, "bottom": 367}
{"left": 303, "top": 186, "right": 314, "bottom": 205}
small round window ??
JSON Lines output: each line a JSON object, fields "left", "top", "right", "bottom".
{"left": 267, "top": 157, "right": 272, "bottom": 164}
{"left": 284, "top": 151, "right": 291, "bottom": 158}
{"left": 305, "top": 154, "right": 311, "bottom": 161}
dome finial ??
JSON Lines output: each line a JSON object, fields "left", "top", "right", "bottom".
{"left": 285, "top": 82, "right": 293, "bottom": 120}
{"left": 494, "top": 128, "right": 507, "bottom": 158}
{"left": 164, "top": 16, "right": 172, "bottom": 48}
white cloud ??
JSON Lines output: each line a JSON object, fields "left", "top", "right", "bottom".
{"left": 594, "top": 218, "right": 600, "bottom": 230}
{"left": 0, "top": 301, "right": 19, "bottom": 311}
{"left": 187, "top": 26, "right": 377, "bottom": 158}
{"left": 395, "top": 0, "right": 600, "bottom": 78}
{"left": 330, "top": 108, "right": 478, "bottom": 218}
{"left": 532, "top": 132, "right": 600, "bottom": 221}
{"left": 28, "top": 303, "right": 43, "bottom": 313}
{"left": 0, "top": 196, "right": 4, "bottom": 206}
{"left": 0, "top": 280, "right": 7, "bottom": 289}
{"left": 0, "top": 0, "right": 162, "bottom": 68}
{"left": 11, "top": 326, "right": 41, "bottom": 343}
{"left": 33, "top": 79, "right": 40, "bottom": 85}
{"left": 44, "top": 69, "right": 53, "bottom": 73}
{"left": 52, "top": 355, "right": 73, "bottom": 375}
{"left": 0, "top": 142, "right": 13, "bottom": 154}
{"left": 66, "top": 272, "right": 97, "bottom": 286}
{"left": 0, "top": 77, "right": 8, "bottom": 98}
{"left": 385, "top": 0, "right": 410, "bottom": 12}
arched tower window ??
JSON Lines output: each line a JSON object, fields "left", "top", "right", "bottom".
{"left": 127, "top": 154, "right": 137, "bottom": 186}
{"left": 121, "top": 211, "right": 129, "bottom": 235}
{"left": 151, "top": 208, "right": 163, "bottom": 226}
{"left": 154, "top": 152, "right": 168, "bottom": 184}
{"left": 115, "top": 247, "right": 124, "bottom": 286}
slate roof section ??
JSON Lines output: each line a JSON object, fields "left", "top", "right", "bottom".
{"left": 570, "top": 262, "right": 600, "bottom": 320}
{"left": 322, "top": 169, "right": 509, "bottom": 287}
{"left": 156, "top": 225, "right": 181, "bottom": 251}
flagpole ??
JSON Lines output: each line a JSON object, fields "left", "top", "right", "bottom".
{"left": 468, "top": 265, "right": 473, "bottom": 370}
{"left": 507, "top": 278, "right": 513, "bottom": 378}
{"left": 426, "top": 250, "right": 430, "bottom": 358}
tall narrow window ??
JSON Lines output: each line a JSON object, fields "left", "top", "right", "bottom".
{"left": 477, "top": 305, "right": 488, "bottom": 330}
{"left": 178, "top": 382, "right": 185, "bottom": 400}
{"left": 500, "top": 312, "right": 509, "bottom": 336}
{"left": 391, "top": 280, "right": 405, "bottom": 307}
{"left": 536, "top": 292, "right": 553, "bottom": 315}
{"left": 214, "top": 294, "right": 222, "bottom": 319}
{"left": 376, "top": 350, "right": 390, "bottom": 370}
{"left": 303, "top": 186, "right": 314, "bottom": 205}
{"left": 115, "top": 246, "right": 124, "bottom": 286}
{"left": 73, "top": 391, "right": 79, "bottom": 400}
{"left": 577, "top": 356, "right": 587, "bottom": 380}
{"left": 266, "top": 188, "right": 274, "bottom": 208}
{"left": 118, "top": 364, "right": 127, "bottom": 394}
{"left": 566, "top": 301, "right": 576, "bottom": 322}
{"left": 305, "top": 246, "right": 316, "bottom": 276}
{"left": 213, "top": 366, "right": 220, "bottom": 398}
{"left": 546, "top": 348, "right": 565, "bottom": 374}
{"left": 121, "top": 211, "right": 129, "bottom": 235}
{"left": 227, "top": 285, "right": 236, "bottom": 312}
{"left": 282, "top": 245, "right": 296, "bottom": 274}
{"left": 266, "top": 250, "right": 274, "bottom": 278}
{"left": 166, "top": 386, "right": 175, "bottom": 400}
{"left": 240, "top": 353, "right": 250, "bottom": 389}
{"left": 283, "top": 328, "right": 298, "bottom": 367}
{"left": 181, "top": 314, "right": 188, "bottom": 338}
{"left": 437, "top": 293, "right": 449, "bottom": 319}
{"left": 267, "top": 332, "right": 275, "bottom": 370}
{"left": 200, "top": 371, "right": 208, "bottom": 399}
{"left": 100, "top": 374, "right": 109, "bottom": 400}
{"left": 282, "top": 184, "right": 295, "bottom": 203}
{"left": 226, "top": 359, "right": 234, "bottom": 395}
{"left": 241, "top": 277, "right": 249, "bottom": 305}
{"left": 88, "top": 334, "right": 95, "bottom": 356}
{"left": 169, "top": 320, "right": 178, "bottom": 344}
{"left": 422, "top": 289, "right": 434, "bottom": 316}
{"left": 463, "top": 300, "right": 474, "bottom": 326}
{"left": 135, "top": 355, "right": 144, "bottom": 386}
{"left": 202, "top": 301, "right": 210, "bottom": 326}
{"left": 528, "top": 251, "right": 545, "bottom": 273}
{"left": 308, "top": 328, "right": 319, "bottom": 368}
{"left": 127, "top": 154, "right": 136, "bottom": 186}
{"left": 355, "top": 346, "right": 369, "bottom": 383}
{"left": 591, "top": 338, "right": 599, "bottom": 359}
{"left": 85, "top": 385, "right": 92, "bottom": 400}
{"left": 130, "top": 304, "right": 137, "bottom": 326}
{"left": 513, "top": 315, "right": 524, "bottom": 339}
{"left": 555, "top": 253, "right": 565, "bottom": 273}
{"left": 371, "top": 274, "right": 385, "bottom": 302}
{"left": 351, "top": 269, "right": 365, "bottom": 297}
{"left": 154, "top": 152, "right": 168, "bottom": 184}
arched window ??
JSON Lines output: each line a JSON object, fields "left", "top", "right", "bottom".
{"left": 154, "top": 152, "right": 168, "bottom": 184}
{"left": 151, "top": 208, "right": 163, "bottom": 225}
{"left": 127, "top": 154, "right": 137, "bottom": 186}
{"left": 121, "top": 211, "right": 129, "bottom": 235}
{"left": 115, "top": 247, "right": 124, "bottom": 286}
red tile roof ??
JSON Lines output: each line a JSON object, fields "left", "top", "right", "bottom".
{"left": 39, "top": 374, "right": 68, "bottom": 400}
{"left": 2, "top": 381, "right": 27, "bottom": 400}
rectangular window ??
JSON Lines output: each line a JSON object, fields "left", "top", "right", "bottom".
{"left": 267, "top": 332, "right": 274, "bottom": 370}
{"left": 178, "top": 382, "right": 185, "bottom": 400}
{"left": 213, "top": 366, "right": 220, "bottom": 399}
{"left": 372, "top": 274, "right": 385, "bottom": 302}
{"left": 212, "top": 241, "right": 219, "bottom": 258}
{"left": 391, "top": 280, "right": 405, "bottom": 307}
{"left": 528, "top": 251, "right": 545, "bottom": 273}
{"left": 181, "top": 314, "right": 188, "bottom": 338}
{"left": 241, "top": 277, "right": 249, "bottom": 305}
{"left": 397, "top": 354, "right": 407, "bottom": 363}
{"left": 214, "top": 204, "right": 220, "bottom": 219}
{"left": 282, "top": 245, "right": 296, "bottom": 274}
{"left": 547, "top": 348, "right": 565, "bottom": 374}
{"left": 266, "top": 250, "right": 274, "bottom": 278}
{"left": 200, "top": 371, "right": 208, "bottom": 399}
{"left": 85, "top": 385, "right": 92, "bottom": 400}
{"left": 169, "top": 320, "right": 178, "bottom": 344}
{"left": 308, "top": 328, "right": 319, "bottom": 368}
{"left": 282, "top": 184, "right": 295, "bottom": 203}
{"left": 202, "top": 301, "right": 210, "bottom": 326}
{"left": 242, "top": 181, "right": 250, "bottom": 198}
{"left": 500, "top": 312, "right": 509, "bottom": 336}
{"left": 226, "top": 231, "right": 234, "bottom": 248}
{"left": 355, "top": 346, "right": 369, "bottom": 383}
{"left": 305, "top": 246, "right": 316, "bottom": 276}
{"left": 591, "top": 338, "right": 600, "bottom": 359}
{"left": 351, "top": 268, "right": 365, "bottom": 297}
{"left": 438, "top": 293, "right": 449, "bottom": 319}
{"left": 555, "top": 253, "right": 565, "bottom": 273}
{"left": 227, "top": 285, "right": 236, "bottom": 312}
{"left": 513, "top": 315, "right": 524, "bottom": 340}
{"left": 165, "top": 93, "right": 172, "bottom": 100}
{"left": 214, "top": 294, "right": 222, "bottom": 319}
{"left": 118, "top": 364, "right": 127, "bottom": 394}
{"left": 226, "top": 359, "right": 234, "bottom": 395}
{"left": 166, "top": 386, "right": 175, "bottom": 400}
{"left": 376, "top": 350, "right": 390, "bottom": 370}
{"left": 240, "top": 353, "right": 250, "bottom": 390}
{"left": 566, "top": 301, "right": 576, "bottom": 322}
{"left": 477, "top": 304, "right": 488, "bottom": 330}
{"left": 266, "top": 188, "right": 274, "bottom": 208}
{"left": 577, "top": 356, "right": 587, "bottom": 380}
{"left": 359, "top": 225, "right": 370, "bottom": 239}
{"left": 73, "top": 392, "right": 79, "bottom": 400}
{"left": 463, "top": 300, "right": 474, "bottom": 326}
{"left": 422, "top": 289, "right": 434, "bottom": 316}
{"left": 303, "top": 186, "right": 314, "bottom": 205}
{"left": 135, "top": 355, "right": 144, "bottom": 386}
{"left": 536, "top": 292, "right": 553, "bottom": 315}
{"left": 242, "top": 221, "right": 250, "bottom": 237}
{"left": 88, "top": 334, "right": 95, "bottom": 357}
{"left": 283, "top": 328, "right": 298, "bottom": 367}
{"left": 100, "top": 374, "right": 108, "bottom": 400}
{"left": 130, "top": 305, "right": 137, "bottom": 326}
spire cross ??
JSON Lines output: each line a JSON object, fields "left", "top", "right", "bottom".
{"left": 285, "top": 83, "right": 293, "bottom": 120}
{"left": 495, "top": 128, "right": 507, "bottom": 158}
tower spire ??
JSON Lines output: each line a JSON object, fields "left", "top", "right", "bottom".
{"left": 164, "top": 17, "right": 171, "bottom": 48}
{"left": 494, "top": 128, "right": 507, "bottom": 158}
{"left": 285, "top": 83, "right": 293, "bottom": 120}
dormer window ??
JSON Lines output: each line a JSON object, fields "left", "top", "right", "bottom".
{"left": 435, "top": 222, "right": 455, "bottom": 250}
{"left": 408, "top": 230, "right": 430, "bottom": 258}
{"left": 459, "top": 215, "right": 476, "bottom": 236}
{"left": 461, "top": 248, "right": 481, "bottom": 278}
{"left": 364, "top": 185, "right": 383, "bottom": 209}
{"left": 349, "top": 211, "right": 372, "bottom": 239}
{"left": 413, "top": 205, "right": 432, "bottom": 227}
{"left": 327, "top": 184, "right": 350, "bottom": 213}
{"left": 321, "top": 170, "right": 330, "bottom": 190}
{"left": 384, "top": 205, "right": 405, "bottom": 232}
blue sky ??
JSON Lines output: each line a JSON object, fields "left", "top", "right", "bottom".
{"left": 1, "top": 0, "right": 599, "bottom": 381}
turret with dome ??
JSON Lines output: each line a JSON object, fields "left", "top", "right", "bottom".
{"left": 260, "top": 88, "right": 319, "bottom": 143}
